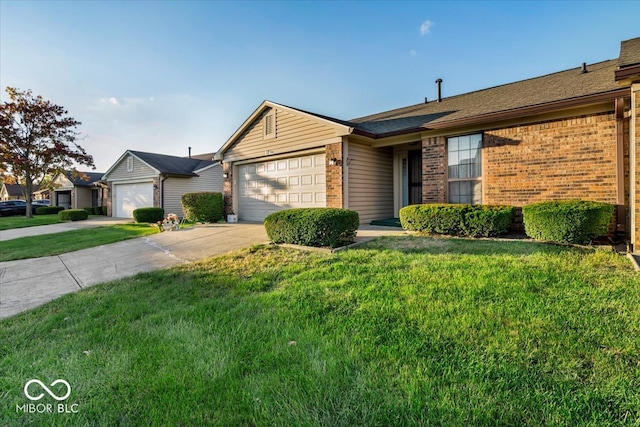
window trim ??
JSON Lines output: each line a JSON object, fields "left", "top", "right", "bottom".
{"left": 446, "top": 133, "right": 483, "bottom": 205}
{"left": 126, "top": 157, "right": 133, "bottom": 172}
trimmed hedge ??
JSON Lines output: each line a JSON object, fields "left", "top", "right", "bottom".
{"left": 522, "top": 200, "right": 614, "bottom": 244}
{"left": 84, "top": 206, "right": 105, "bottom": 215}
{"left": 35, "top": 206, "right": 65, "bottom": 215}
{"left": 181, "top": 192, "right": 223, "bottom": 223}
{"left": 132, "top": 207, "right": 164, "bottom": 223}
{"left": 58, "top": 209, "right": 89, "bottom": 221}
{"left": 399, "top": 204, "right": 515, "bottom": 237}
{"left": 264, "top": 208, "right": 359, "bottom": 248}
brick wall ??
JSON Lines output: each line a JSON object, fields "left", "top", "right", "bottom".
{"left": 422, "top": 136, "right": 446, "bottom": 203}
{"left": 483, "top": 112, "right": 619, "bottom": 207}
{"left": 633, "top": 87, "right": 640, "bottom": 247}
{"left": 326, "top": 142, "right": 343, "bottom": 208}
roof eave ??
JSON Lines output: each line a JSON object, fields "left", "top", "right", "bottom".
{"left": 423, "top": 88, "right": 630, "bottom": 131}
{"left": 615, "top": 64, "right": 640, "bottom": 82}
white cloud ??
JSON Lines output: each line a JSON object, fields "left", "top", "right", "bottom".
{"left": 420, "top": 20, "right": 433, "bottom": 36}
{"left": 108, "top": 97, "right": 119, "bottom": 105}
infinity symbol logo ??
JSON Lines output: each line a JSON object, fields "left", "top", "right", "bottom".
{"left": 24, "top": 379, "right": 71, "bottom": 401}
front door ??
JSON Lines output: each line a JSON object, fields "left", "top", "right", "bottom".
{"left": 408, "top": 150, "right": 422, "bottom": 205}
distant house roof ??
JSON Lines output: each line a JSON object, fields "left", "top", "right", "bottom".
{"left": 128, "top": 150, "right": 217, "bottom": 176}
{"left": 619, "top": 37, "right": 640, "bottom": 68}
{"left": 3, "top": 183, "right": 25, "bottom": 197}
{"left": 66, "top": 171, "right": 104, "bottom": 186}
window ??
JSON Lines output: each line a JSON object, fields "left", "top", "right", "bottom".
{"left": 126, "top": 157, "right": 133, "bottom": 172}
{"left": 447, "top": 134, "right": 482, "bottom": 204}
{"left": 263, "top": 111, "right": 275, "bottom": 139}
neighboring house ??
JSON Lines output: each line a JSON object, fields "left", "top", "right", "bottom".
{"left": 51, "top": 172, "right": 106, "bottom": 210}
{"left": 0, "top": 183, "right": 48, "bottom": 201}
{"left": 0, "top": 183, "right": 24, "bottom": 201}
{"left": 102, "top": 150, "right": 223, "bottom": 218}
{"left": 215, "top": 36, "right": 640, "bottom": 248}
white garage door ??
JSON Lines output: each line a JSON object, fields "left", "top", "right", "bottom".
{"left": 114, "top": 182, "right": 154, "bottom": 218}
{"left": 238, "top": 153, "right": 326, "bottom": 222}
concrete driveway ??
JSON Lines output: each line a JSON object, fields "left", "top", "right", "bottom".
{"left": 0, "top": 222, "right": 269, "bottom": 319}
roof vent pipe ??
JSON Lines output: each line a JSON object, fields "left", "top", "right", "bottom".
{"left": 424, "top": 97, "right": 428, "bottom": 104}
{"left": 436, "top": 78, "right": 443, "bottom": 102}
{"left": 581, "top": 62, "right": 588, "bottom": 73}
{"left": 188, "top": 146, "right": 192, "bottom": 159}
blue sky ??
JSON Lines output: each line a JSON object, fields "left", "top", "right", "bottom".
{"left": 1, "top": 0, "right": 638, "bottom": 172}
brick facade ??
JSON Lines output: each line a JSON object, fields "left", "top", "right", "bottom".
{"left": 483, "top": 112, "right": 619, "bottom": 207}
{"left": 421, "top": 136, "right": 446, "bottom": 203}
{"left": 633, "top": 86, "right": 640, "bottom": 247}
{"left": 325, "top": 142, "right": 343, "bottom": 208}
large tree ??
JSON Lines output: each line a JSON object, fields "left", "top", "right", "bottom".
{"left": 0, "top": 87, "right": 94, "bottom": 217}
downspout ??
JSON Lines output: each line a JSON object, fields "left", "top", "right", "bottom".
{"left": 160, "top": 175, "right": 168, "bottom": 211}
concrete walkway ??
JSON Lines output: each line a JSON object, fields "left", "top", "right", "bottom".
{"left": 0, "top": 221, "right": 403, "bottom": 320}
{"left": 0, "top": 216, "right": 132, "bottom": 241}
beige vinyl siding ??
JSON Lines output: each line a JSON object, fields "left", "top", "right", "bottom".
{"left": 347, "top": 142, "right": 394, "bottom": 224}
{"left": 224, "top": 108, "right": 340, "bottom": 162}
{"left": 163, "top": 165, "right": 224, "bottom": 217}
{"left": 106, "top": 154, "right": 157, "bottom": 180}
{"left": 74, "top": 187, "right": 93, "bottom": 210}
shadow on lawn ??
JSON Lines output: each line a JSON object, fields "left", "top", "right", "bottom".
{"left": 358, "top": 235, "right": 595, "bottom": 257}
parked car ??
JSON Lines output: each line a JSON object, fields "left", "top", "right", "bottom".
{"left": 33, "top": 200, "right": 50, "bottom": 207}
{"left": 0, "top": 200, "right": 28, "bottom": 216}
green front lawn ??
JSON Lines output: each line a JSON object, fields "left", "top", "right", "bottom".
{"left": 0, "top": 214, "right": 62, "bottom": 230}
{"left": 0, "top": 224, "right": 159, "bottom": 261}
{"left": 1, "top": 236, "right": 639, "bottom": 425}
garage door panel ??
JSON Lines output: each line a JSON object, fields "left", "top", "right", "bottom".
{"left": 114, "top": 182, "right": 153, "bottom": 218}
{"left": 238, "top": 154, "right": 326, "bottom": 222}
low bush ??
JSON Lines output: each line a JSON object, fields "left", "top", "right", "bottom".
{"left": 101, "top": 206, "right": 108, "bottom": 216}
{"left": 400, "top": 204, "right": 515, "bottom": 237}
{"left": 83, "top": 206, "right": 105, "bottom": 215}
{"left": 35, "top": 206, "right": 65, "bottom": 215}
{"left": 522, "top": 200, "right": 614, "bottom": 244}
{"left": 58, "top": 209, "right": 89, "bottom": 221}
{"left": 460, "top": 205, "right": 516, "bottom": 237}
{"left": 132, "top": 207, "right": 164, "bottom": 223}
{"left": 181, "top": 192, "right": 223, "bottom": 223}
{"left": 264, "top": 208, "right": 359, "bottom": 248}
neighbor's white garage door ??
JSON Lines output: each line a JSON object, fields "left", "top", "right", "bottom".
{"left": 114, "top": 182, "right": 154, "bottom": 218}
{"left": 238, "top": 154, "right": 326, "bottom": 222}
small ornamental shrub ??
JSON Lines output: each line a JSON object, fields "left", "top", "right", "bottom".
{"left": 400, "top": 204, "right": 515, "bottom": 237}
{"left": 264, "top": 208, "right": 359, "bottom": 248}
{"left": 132, "top": 207, "right": 164, "bottom": 223}
{"left": 35, "top": 206, "right": 65, "bottom": 215}
{"left": 58, "top": 209, "right": 89, "bottom": 221}
{"left": 522, "top": 200, "right": 614, "bottom": 244}
{"left": 460, "top": 205, "right": 516, "bottom": 237}
{"left": 181, "top": 192, "right": 223, "bottom": 223}
{"left": 84, "top": 206, "right": 104, "bottom": 215}
{"left": 101, "top": 206, "right": 108, "bottom": 216}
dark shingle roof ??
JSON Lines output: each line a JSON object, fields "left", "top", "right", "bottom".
{"left": 66, "top": 172, "right": 104, "bottom": 186}
{"left": 619, "top": 37, "right": 640, "bottom": 68}
{"left": 350, "top": 59, "right": 621, "bottom": 135}
{"left": 3, "top": 183, "right": 25, "bottom": 197}
{"left": 130, "top": 150, "right": 217, "bottom": 176}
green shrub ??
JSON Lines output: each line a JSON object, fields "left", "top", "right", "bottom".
{"left": 35, "top": 206, "right": 65, "bottom": 215}
{"left": 264, "top": 208, "right": 359, "bottom": 248}
{"left": 58, "top": 209, "right": 89, "bottom": 221}
{"left": 400, "top": 204, "right": 515, "bottom": 237}
{"left": 461, "top": 205, "right": 516, "bottom": 237}
{"left": 132, "top": 207, "right": 164, "bottom": 223}
{"left": 400, "top": 204, "right": 466, "bottom": 235}
{"left": 181, "top": 192, "right": 223, "bottom": 223}
{"left": 84, "top": 206, "right": 103, "bottom": 215}
{"left": 522, "top": 200, "right": 614, "bottom": 244}
{"left": 101, "top": 206, "right": 108, "bottom": 216}
{"left": 84, "top": 207, "right": 95, "bottom": 215}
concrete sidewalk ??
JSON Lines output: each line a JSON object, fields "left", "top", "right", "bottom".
{"left": 0, "top": 222, "right": 269, "bottom": 319}
{"left": 0, "top": 222, "right": 404, "bottom": 320}
{"left": 0, "top": 216, "right": 132, "bottom": 241}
